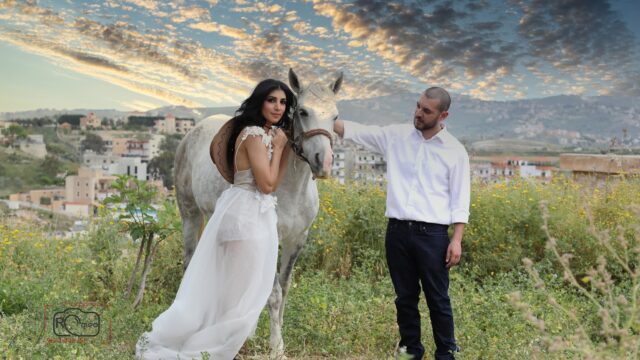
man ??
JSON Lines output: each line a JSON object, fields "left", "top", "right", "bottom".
{"left": 333, "top": 87, "right": 470, "bottom": 360}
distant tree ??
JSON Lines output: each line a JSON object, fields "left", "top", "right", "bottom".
{"left": 81, "top": 133, "right": 106, "bottom": 154}
{"left": 57, "top": 114, "right": 84, "bottom": 128}
{"left": 101, "top": 117, "right": 115, "bottom": 128}
{"left": 147, "top": 134, "right": 183, "bottom": 189}
{"left": 148, "top": 151, "right": 175, "bottom": 189}
{"left": 41, "top": 155, "right": 63, "bottom": 178}
{"left": 2, "top": 124, "right": 28, "bottom": 146}
{"left": 128, "top": 116, "right": 162, "bottom": 128}
{"left": 123, "top": 123, "right": 146, "bottom": 131}
{"left": 11, "top": 117, "right": 53, "bottom": 127}
{"left": 160, "top": 133, "right": 183, "bottom": 153}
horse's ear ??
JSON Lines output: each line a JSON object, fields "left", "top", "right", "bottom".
{"left": 330, "top": 71, "right": 343, "bottom": 94}
{"left": 288, "top": 68, "right": 302, "bottom": 94}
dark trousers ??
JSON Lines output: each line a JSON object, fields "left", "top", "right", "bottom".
{"left": 385, "top": 218, "right": 458, "bottom": 360}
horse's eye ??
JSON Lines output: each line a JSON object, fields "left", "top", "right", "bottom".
{"left": 299, "top": 109, "right": 308, "bottom": 117}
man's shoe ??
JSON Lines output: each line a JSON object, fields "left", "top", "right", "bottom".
{"left": 395, "top": 346, "right": 420, "bottom": 360}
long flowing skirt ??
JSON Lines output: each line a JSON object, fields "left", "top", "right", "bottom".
{"left": 136, "top": 187, "right": 279, "bottom": 360}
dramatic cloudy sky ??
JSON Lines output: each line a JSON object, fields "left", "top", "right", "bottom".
{"left": 1, "top": 0, "right": 639, "bottom": 112}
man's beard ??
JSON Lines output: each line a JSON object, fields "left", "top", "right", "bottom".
{"left": 414, "top": 117, "right": 438, "bottom": 131}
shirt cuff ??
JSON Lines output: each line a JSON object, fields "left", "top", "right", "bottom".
{"left": 451, "top": 210, "right": 469, "bottom": 224}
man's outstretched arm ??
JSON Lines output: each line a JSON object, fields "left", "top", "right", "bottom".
{"left": 332, "top": 119, "right": 395, "bottom": 155}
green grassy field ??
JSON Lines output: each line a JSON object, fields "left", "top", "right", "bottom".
{"left": 1, "top": 176, "right": 640, "bottom": 359}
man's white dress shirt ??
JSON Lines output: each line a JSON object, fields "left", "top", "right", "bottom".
{"left": 343, "top": 121, "right": 470, "bottom": 225}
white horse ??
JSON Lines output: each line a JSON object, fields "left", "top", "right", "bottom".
{"left": 174, "top": 69, "right": 342, "bottom": 357}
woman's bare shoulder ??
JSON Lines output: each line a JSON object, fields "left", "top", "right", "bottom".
{"left": 240, "top": 126, "right": 266, "bottom": 141}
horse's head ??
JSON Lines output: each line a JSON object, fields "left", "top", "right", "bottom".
{"left": 288, "top": 68, "right": 343, "bottom": 179}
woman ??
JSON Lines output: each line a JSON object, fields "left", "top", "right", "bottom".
{"left": 136, "top": 79, "right": 295, "bottom": 360}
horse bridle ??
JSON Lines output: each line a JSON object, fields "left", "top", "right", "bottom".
{"left": 288, "top": 112, "right": 334, "bottom": 165}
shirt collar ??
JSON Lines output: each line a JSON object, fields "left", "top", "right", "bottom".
{"left": 413, "top": 124, "right": 451, "bottom": 144}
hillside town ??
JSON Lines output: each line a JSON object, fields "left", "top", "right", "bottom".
{"left": 0, "top": 112, "right": 191, "bottom": 233}
{"left": 2, "top": 111, "right": 640, "bottom": 238}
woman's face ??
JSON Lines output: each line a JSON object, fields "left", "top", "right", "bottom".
{"left": 261, "top": 88, "right": 287, "bottom": 126}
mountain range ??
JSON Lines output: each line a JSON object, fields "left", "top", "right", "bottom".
{"left": 2, "top": 94, "right": 639, "bottom": 149}
{"left": 337, "top": 93, "right": 640, "bottom": 148}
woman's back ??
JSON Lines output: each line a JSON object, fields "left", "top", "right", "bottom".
{"left": 136, "top": 126, "right": 280, "bottom": 359}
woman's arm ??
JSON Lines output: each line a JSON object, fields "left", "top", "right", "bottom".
{"left": 244, "top": 129, "right": 287, "bottom": 194}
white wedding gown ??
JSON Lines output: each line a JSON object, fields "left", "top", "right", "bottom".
{"left": 136, "top": 127, "right": 279, "bottom": 360}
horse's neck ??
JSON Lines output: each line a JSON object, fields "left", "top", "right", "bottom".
{"left": 279, "top": 152, "right": 313, "bottom": 196}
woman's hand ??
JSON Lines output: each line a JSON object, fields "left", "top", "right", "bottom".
{"left": 272, "top": 128, "right": 288, "bottom": 149}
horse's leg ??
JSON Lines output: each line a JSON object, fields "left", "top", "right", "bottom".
{"left": 174, "top": 135, "right": 203, "bottom": 272}
{"left": 267, "top": 232, "right": 306, "bottom": 359}
{"left": 267, "top": 275, "right": 284, "bottom": 359}
{"left": 177, "top": 194, "right": 202, "bottom": 271}
{"left": 277, "top": 235, "right": 306, "bottom": 325}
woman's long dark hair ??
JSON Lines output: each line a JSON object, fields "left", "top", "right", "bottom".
{"left": 226, "top": 79, "right": 297, "bottom": 172}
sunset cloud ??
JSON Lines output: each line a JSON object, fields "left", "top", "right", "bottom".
{"left": 123, "top": 0, "right": 158, "bottom": 12}
{"left": 312, "top": 0, "right": 639, "bottom": 97}
{"left": 0, "top": 0, "right": 638, "bottom": 112}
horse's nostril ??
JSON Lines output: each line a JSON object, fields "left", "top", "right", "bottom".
{"left": 315, "top": 153, "right": 320, "bottom": 165}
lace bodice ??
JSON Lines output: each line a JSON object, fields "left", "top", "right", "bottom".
{"left": 238, "top": 126, "right": 274, "bottom": 161}
{"left": 233, "top": 126, "right": 274, "bottom": 191}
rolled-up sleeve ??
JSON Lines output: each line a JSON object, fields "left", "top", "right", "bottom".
{"left": 449, "top": 150, "right": 470, "bottom": 223}
{"left": 342, "top": 120, "right": 389, "bottom": 155}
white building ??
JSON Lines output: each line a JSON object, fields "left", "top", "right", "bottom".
{"left": 176, "top": 119, "right": 195, "bottom": 133}
{"left": 154, "top": 114, "right": 195, "bottom": 134}
{"left": 470, "top": 158, "right": 555, "bottom": 183}
{"left": 114, "top": 157, "right": 148, "bottom": 181}
{"left": 353, "top": 149, "right": 386, "bottom": 186}
{"left": 62, "top": 202, "right": 91, "bottom": 218}
{"left": 126, "top": 139, "right": 152, "bottom": 161}
{"left": 520, "top": 164, "right": 553, "bottom": 179}
{"left": 83, "top": 151, "right": 148, "bottom": 181}
{"left": 331, "top": 138, "right": 386, "bottom": 186}
{"left": 471, "top": 163, "right": 494, "bottom": 182}
{"left": 154, "top": 114, "right": 176, "bottom": 134}
{"left": 331, "top": 148, "right": 349, "bottom": 184}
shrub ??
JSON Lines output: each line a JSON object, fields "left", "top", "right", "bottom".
{"left": 301, "top": 180, "right": 387, "bottom": 278}
{"left": 509, "top": 203, "right": 640, "bottom": 358}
